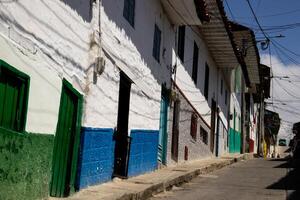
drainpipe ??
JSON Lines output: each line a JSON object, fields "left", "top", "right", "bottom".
{"left": 85, "top": 0, "right": 103, "bottom": 94}
{"left": 173, "top": 27, "right": 178, "bottom": 87}
{"left": 98, "top": 0, "right": 102, "bottom": 62}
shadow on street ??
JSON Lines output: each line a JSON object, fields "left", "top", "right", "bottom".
{"left": 266, "top": 158, "right": 300, "bottom": 200}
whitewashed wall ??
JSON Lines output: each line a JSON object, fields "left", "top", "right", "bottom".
{"left": 91, "top": 0, "right": 174, "bottom": 131}
{"left": 249, "top": 96, "right": 259, "bottom": 153}
{"left": 217, "top": 70, "right": 230, "bottom": 156}
{"left": 175, "top": 26, "right": 231, "bottom": 127}
{"left": 165, "top": 23, "right": 234, "bottom": 161}
{"left": 229, "top": 67, "right": 242, "bottom": 130}
{"left": 0, "top": 0, "right": 174, "bottom": 134}
{"left": 230, "top": 92, "right": 242, "bottom": 131}
{"left": 0, "top": 0, "right": 234, "bottom": 142}
{"left": 0, "top": 0, "right": 93, "bottom": 134}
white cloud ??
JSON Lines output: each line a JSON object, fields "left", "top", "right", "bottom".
{"left": 260, "top": 54, "right": 300, "bottom": 139}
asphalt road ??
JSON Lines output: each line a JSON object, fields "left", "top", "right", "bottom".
{"left": 151, "top": 158, "right": 300, "bottom": 200}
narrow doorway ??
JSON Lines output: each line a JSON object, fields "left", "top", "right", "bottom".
{"left": 210, "top": 99, "right": 217, "bottom": 153}
{"left": 50, "top": 80, "right": 83, "bottom": 197}
{"left": 113, "top": 72, "right": 132, "bottom": 178}
{"left": 158, "top": 85, "right": 169, "bottom": 165}
{"left": 171, "top": 99, "right": 180, "bottom": 162}
{"left": 216, "top": 115, "right": 220, "bottom": 157}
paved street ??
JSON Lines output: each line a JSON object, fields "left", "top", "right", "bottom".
{"left": 151, "top": 158, "right": 300, "bottom": 200}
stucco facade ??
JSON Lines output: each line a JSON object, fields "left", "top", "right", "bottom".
{"left": 0, "top": 0, "right": 261, "bottom": 199}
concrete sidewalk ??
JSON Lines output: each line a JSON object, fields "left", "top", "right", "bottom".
{"left": 52, "top": 154, "right": 253, "bottom": 200}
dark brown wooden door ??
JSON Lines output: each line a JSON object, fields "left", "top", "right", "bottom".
{"left": 171, "top": 99, "right": 180, "bottom": 162}
{"left": 210, "top": 99, "right": 217, "bottom": 153}
{"left": 113, "top": 72, "right": 132, "bottom": 178}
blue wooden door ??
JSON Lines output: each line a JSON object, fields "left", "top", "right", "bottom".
{"left": 158, "top": 87, "right": 169, "bottom": 165}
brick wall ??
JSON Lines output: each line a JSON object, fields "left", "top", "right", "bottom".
{"left": 167, "top": 88, "right": 213, "bottom": 166}
{"left": 76, "top": 127, "right": 115, "bottom": 190}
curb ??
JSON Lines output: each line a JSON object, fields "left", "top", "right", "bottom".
{"left": 116, "top": 153, "right": 253, "bottom": 200}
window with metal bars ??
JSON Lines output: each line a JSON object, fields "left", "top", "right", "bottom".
{"left": 152, "top": 24, "right": 161, "bottom": 62}
{"left": 0, "top": 60, "right": 29, "bottom": 132}
{"left": 123, "top": 0, "right": 135, "bottom": 27}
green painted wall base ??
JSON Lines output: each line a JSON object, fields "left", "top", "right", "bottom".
{"left": 229, "top": 128, "right": 241, "bottom": 153}
{"left": 0, "top": 127, "right": 54, "bottom": 200}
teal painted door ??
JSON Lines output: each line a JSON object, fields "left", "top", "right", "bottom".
{"left": 233, "top": 109, "right": 236, "bottom": 152}
{"left": 50, "top": 80, "right": 82, "bottom": 197}
{"left": 158, "top": 87, "right": 169, "bottom": 165}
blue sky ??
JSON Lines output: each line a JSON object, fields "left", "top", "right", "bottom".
{"left": 224, "top": 0, "right": 300, "bottom": 138}
{"left": 224, "top": 0, "right": 300, "bottom": 66}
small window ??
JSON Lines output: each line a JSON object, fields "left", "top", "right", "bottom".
{"left": 123, "top": 0, "right": 135, "bottom": 27}
{"left": 225, "top": 89, "right": 228, "bottom": 105}
{"left": 190, "top": 112, "right": 198, "bottom": 140}
{"left": 220, "top": 79, "right": 223, "bottom": 95}
{"left": 0, "top": 60, "right": 30, "bottom": 132}
{"left": 204, "top": 63, "right": 209, "bottom": 99}
{"left": 200, "top": 126, "right": 208, "bottom": 145}
{"left": 177, "top": 26, "right": 185, "bottom": 62}
{"left": 152, "top": 24, "right": 161, "bottom": 62}
{"left": 192, "top": 42, "right": 199, "bottom": 85}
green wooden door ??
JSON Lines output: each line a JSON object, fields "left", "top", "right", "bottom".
{"left": 50, "top": 80, "right": 82, "bottom": 197}
{"left": 0, "top": 64, "right": 29, "bottom": 132}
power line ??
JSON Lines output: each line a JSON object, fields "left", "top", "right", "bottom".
{"left": 269, "top": 43, "right": 277, "bottom": 112}
{"left": 245, "top": 0, "right": 269, "bottom": 40}
{"left": 272, "top": 99, "right": 300, "bottom": 103}
{"left": 271, "top": 40, "right": 300, "bottom": 66}
{"left": 235, "top": 8, "right": 300, "bottom": 19}
{"left": 271, "top": 105, "right": 300, "bottom": 116}
{"left": 237, "top": 21, "right": 300, "bottom": 34}
{"left": 224, "top": 0, "right": 235, "bottom": 20}
{"left": 274, "top": 78, "right": 300, "bottom": 99}
{"left": 272, "top": 39, "right": 300, "bottom": 58}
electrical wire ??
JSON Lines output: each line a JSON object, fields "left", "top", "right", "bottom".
{"left": 236, "top": 8, "right": 300, "bottom": 19}
{"left": 245, "top": 0, "right": 269, "bottom": 40}
{"left": 271, "top": 42, "right": 300, "bottom": 79}
{"left": 271, "top": 105, "right": 300, "bottom": 116}
{"left": 224, "top": 0, "right": 235, "bottom": 20}
{"left": 274, "top": 78, "right": 300, "bottom": 99}
{"left": 245, "top": 1, "right": 300, "bottom": 121}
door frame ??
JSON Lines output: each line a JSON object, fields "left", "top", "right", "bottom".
{"left": 216, "top": 114, "right": 220, "bottom": 157}
{"left": 171, "top": 98, "right": 180, "bottom": 162}
{"left": 158, "top": 85, "right": 169, "bottom": 165}
{"left": 113, "top": 71, "right": 132, "bottom": 178}
{"left": 50, "top": 79, "right": 83, "bottom": 197}
{"left": 210, "top": 99, "right": 217, "bottom": 153}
